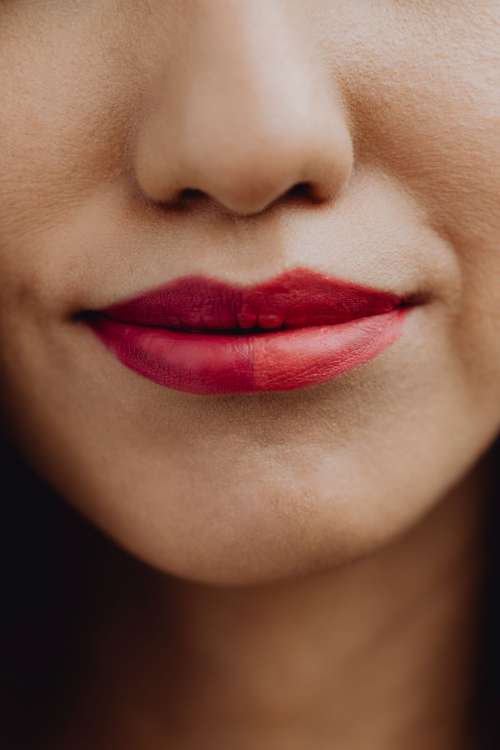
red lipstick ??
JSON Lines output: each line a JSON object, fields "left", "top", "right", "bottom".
{"left": 85, "top": 267, "right": 411, "bottom": 395}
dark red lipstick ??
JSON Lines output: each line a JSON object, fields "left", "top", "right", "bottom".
{"left": 85, "top": 267, "right": 411, "bottom": 394}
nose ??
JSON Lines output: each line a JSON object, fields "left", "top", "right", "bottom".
{"left": 133, "top": 4, "right": 354, "bottom": 218}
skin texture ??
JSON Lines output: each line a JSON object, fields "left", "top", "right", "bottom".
{"left": 0, "top": 2, "right": 499, "bottom": 748}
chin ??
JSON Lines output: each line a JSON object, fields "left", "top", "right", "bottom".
{"left": 54, "top": 436, "right": 480, "bottom": 588}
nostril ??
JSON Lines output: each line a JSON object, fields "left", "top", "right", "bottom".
{"left": 287, "top": 181, "right": 312, "bottom": 199}
{"left": 285, "top": 181, "right": 326, "bottom": 206}
{"left": 180, "top": 187, "right": 206, "bottom": 202}
{"left": 153, "top": 187, "right": 208, "bottom": 212}
{"left": 161, "top": 180, "right": 319, "bottom": 217}
{"left": 181, "top": 182, "right": 314, "bottom": 208}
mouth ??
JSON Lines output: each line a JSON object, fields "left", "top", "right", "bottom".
{"left": 78, "top": 266, "right": 418, "bottom": 395}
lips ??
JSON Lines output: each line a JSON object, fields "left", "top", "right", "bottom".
{"left": 83, "top": 267, "right": 412, "bottom": 394}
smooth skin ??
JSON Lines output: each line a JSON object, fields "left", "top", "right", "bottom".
{"left": 0, "top": 1, "right": 499, "bottom": 748}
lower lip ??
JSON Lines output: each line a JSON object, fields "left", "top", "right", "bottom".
{"left": 87, "top": 308, "right": 408, "bottom": 395}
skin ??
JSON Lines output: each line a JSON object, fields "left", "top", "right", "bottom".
{"left": 0, "top": 1, "right": 499, "bottom": 747}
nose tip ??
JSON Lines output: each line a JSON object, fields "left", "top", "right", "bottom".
{"left": 133, "top": 8, "right": 354, "bottom": 218}
{"left": 136, "top": 100, "right": 353, "bottom": 219}
{"left": 173, "top": 124, "right": 351, "bottom": 217}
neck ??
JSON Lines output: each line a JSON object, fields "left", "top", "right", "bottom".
{"left": 64, "top": 458, "right": 491, "bottom": 750}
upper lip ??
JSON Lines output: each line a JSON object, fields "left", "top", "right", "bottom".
{"left": 91, "top": 267, "right": 411, "bottom": 333}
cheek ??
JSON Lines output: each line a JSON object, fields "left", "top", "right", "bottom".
{"left": 338, "top": 12, "right": 500, "bottom": 405}
{"left": 0, "top": 9, "right": 141, "bottom": 264}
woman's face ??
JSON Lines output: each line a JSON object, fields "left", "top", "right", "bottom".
{"left": 1, "top": 1, "right": 499, "bottom": 585}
